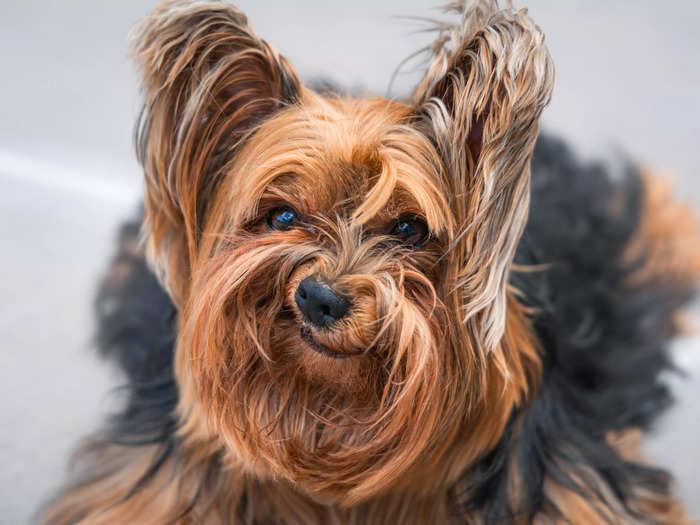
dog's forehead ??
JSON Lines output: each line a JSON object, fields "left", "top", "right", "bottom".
{"left": 230, "top": 91, "right": 452, "bottom": 230}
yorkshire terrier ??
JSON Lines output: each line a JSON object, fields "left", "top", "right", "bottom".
{"left": 42, "top": 1, "right": 700, "bottom": 523}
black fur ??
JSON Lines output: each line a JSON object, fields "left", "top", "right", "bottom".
{"left": 95, "top": 219, "right": 178, "bottom": 446}
{"left": 91, "top": 134, "right": 690, "bottom": 523}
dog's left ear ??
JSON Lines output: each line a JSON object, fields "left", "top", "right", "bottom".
{"left": 131, "top": 0, "right": 300, "bottom": 303}
{"left": 413, "top": 1, "right": 554, "bottom": 351}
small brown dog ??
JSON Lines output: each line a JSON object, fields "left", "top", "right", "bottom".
{"left": 43, "top": 1, "right": 700, "bottom": 523}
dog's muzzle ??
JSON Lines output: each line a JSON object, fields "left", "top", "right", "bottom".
{"left": 294, "top": 276, "right": 350, "bottom": 328}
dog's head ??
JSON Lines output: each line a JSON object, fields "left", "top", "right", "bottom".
{"left": 132, "top": 0, "right": 552, "bottom": 504}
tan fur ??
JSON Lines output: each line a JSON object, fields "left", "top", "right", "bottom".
{"left": 131, "top": 0, "right": 302, "bottom": 305}
{"left": 625, "top": 173, "right": 700, "bottom": 290}
{"left": 173, "top": 92, "right": 542, "bottom": 505}
{"left": 605, "top": 430, "right": 689, "bottom": 525}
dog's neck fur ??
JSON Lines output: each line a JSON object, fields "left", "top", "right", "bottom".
{"left": 48, "top": 418, "right": 683, "bottom": 524}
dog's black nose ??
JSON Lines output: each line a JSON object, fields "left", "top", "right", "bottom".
{"left": 295, "top": 276, "right": 350, "bottom": 328}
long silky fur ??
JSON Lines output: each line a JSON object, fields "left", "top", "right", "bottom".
{"left": 41, "top": 136, "right": 697, "bottom": 525}
{"left": 41, "top": 1, "right": 698, "bottom": 524}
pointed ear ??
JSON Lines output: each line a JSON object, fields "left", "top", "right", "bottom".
{"left": 132, "top": 0, "right": 300, "bottom": 303}
{"left": 413, "top": 1, "right": 554, "bottom": 352}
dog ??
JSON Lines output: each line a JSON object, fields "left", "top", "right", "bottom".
{"left": 41, "top": 1, "right": 700, "bottom": 523}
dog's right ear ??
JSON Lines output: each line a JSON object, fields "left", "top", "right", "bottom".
{"left": 132, "top": 0, "right": 300, "bottom": 303}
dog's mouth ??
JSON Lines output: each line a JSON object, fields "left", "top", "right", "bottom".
{"left": 300, "top": 326, "right": 361, "bottom": 359}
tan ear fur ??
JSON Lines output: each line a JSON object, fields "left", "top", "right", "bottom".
{"left": 414, "top": 1, "right": 554, "bottom": 356}
{"left": 132, "top": 0, "right": 300, "bottom": 304}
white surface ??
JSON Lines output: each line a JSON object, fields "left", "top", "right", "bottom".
{"left": 1, "top": 1, "right": 699, "bottom": 523}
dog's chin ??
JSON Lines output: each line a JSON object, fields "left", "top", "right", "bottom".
{"left": 293, "top": 327, "right": 372, "bottom": 392}
{"left": 299, "top": 325, "right": 362, "bottom": 359}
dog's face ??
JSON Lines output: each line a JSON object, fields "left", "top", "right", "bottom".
{"left": 133, "top": 0, "right": 552, "bottom": 505}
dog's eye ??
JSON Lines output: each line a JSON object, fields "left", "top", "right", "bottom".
{"left": 390, "top": 215, "right": 429, "bottom": 247}
{"left": 267, "top": 206, "right": 300, "bottom": 230}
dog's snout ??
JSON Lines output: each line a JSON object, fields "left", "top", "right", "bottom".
{"left": 295, "top": 276, "right": 350, "bottom": 328}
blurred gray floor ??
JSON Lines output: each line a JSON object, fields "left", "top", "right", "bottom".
{"left": 1, "top": 1, "right": 699, "bottom": 523}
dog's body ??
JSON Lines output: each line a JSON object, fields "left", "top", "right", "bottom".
{"left": 43, "top": 1, "right": 700, "bottom": 524}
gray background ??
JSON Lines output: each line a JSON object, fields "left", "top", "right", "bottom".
{"left": 1, "top": 1, "right": 698, "bottom": 523}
